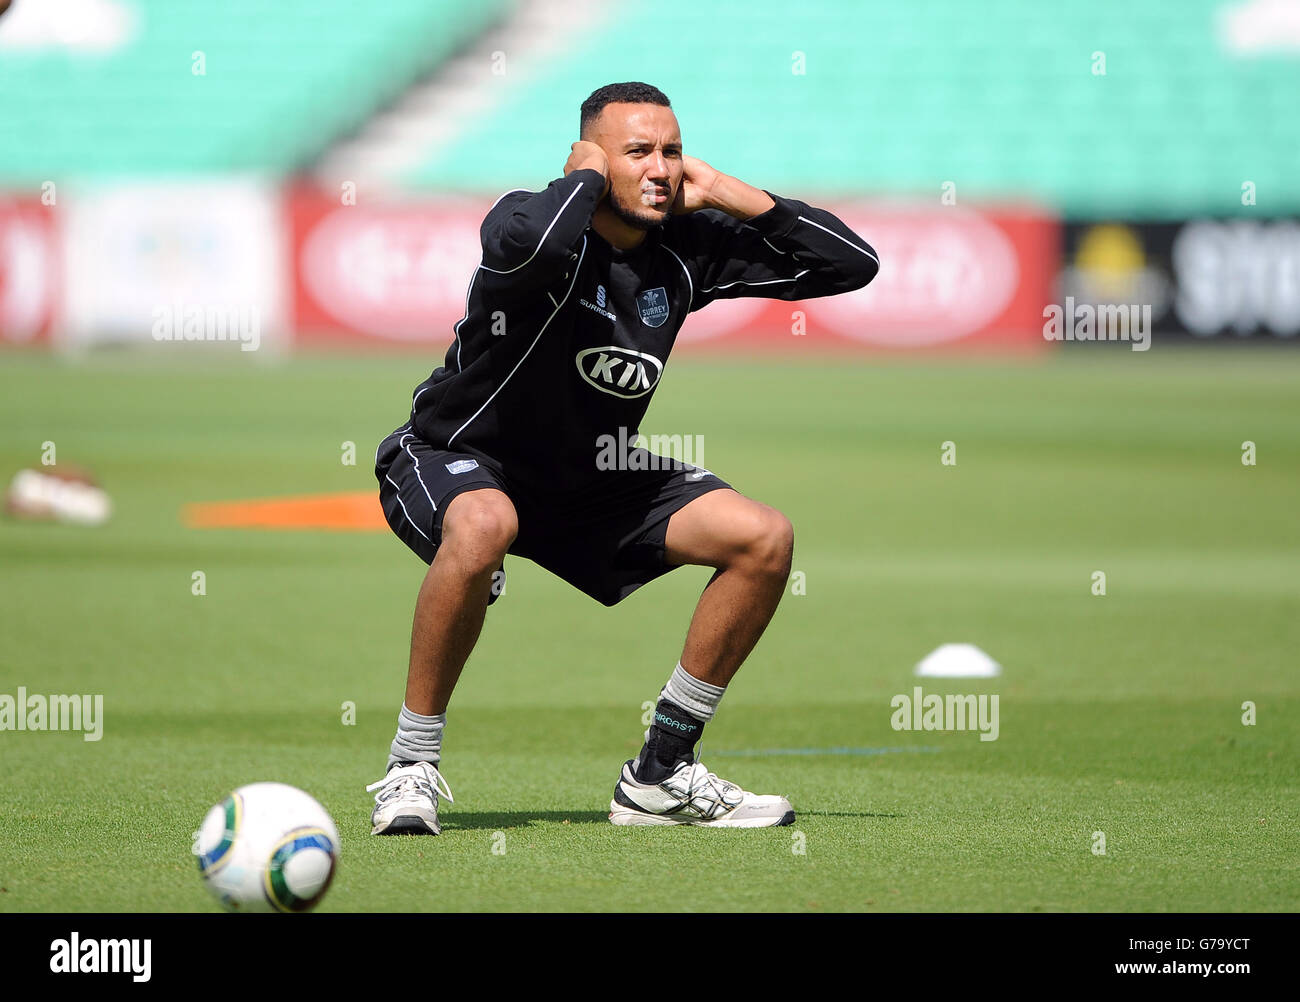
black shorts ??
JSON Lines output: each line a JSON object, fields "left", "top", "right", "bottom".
{"left": 374, "top": 426, "right": 732, "bottom": 607}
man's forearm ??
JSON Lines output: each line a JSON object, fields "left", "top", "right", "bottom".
{"left": 707, "top": 174, "right": 776, "bottom": 221}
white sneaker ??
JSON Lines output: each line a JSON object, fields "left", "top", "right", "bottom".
{"left": 366, "top": 761, "right": 454, "bottom": 835}
{"left": 609, "top": 758, "right": 795, "bottom": 828}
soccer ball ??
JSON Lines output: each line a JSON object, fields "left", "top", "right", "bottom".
{"left": 194, "top": 782, "right": 339, "bottom": 912}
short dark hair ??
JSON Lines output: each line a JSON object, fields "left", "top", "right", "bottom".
{"left": 580, "top": 82, "right": 671, "bottom": 138}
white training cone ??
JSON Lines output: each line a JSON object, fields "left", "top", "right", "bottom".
{"left": 914, "top": 643, "right": 1002, "bottom": 678}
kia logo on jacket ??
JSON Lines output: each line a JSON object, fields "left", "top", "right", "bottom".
{"left": 575, "top": 346, "right": 664, "bottom": 399}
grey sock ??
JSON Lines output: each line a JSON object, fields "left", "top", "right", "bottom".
{"left": 661, "top": 662, "right": 726, "bottom": 721}
{"left": 388, "top": 704, "right": 445, "bottom": 770}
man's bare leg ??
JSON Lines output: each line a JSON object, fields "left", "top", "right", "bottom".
{"left": 624, "top": 488, "right": 793, "bottom": 781}
{"left": 611, "top": 488, "right": 797, "bottom": 825}
{"left": 663, "top": 488, "right": 794, "bottom": 687}
{"left": 402, "top": 488, "right": 518, "bottom": 716}
{"left": 370, "top": 488, "right": 518, "bottom": 835}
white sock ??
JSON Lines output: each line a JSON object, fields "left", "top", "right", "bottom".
{"left": 388, "top": 703, "right": 444, "bottom": 770}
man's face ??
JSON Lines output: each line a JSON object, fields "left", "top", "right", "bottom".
{"left": 585, "top": 103, "right": 683, "bottom": 231}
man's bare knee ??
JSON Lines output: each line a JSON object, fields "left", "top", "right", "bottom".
{"left": 440, "top": 489, "right": 518, "bottom": 575}
{"left": 701, "top": 500, "right": 794, "bottom": 577}
{"left": 745, "top": 506, "right": 794, "bottom": 579}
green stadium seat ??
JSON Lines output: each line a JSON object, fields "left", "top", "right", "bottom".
{"left": 398, "top": 0, "right": 1298, "bottom": 217}
{"left": 0, "top": 0, "right": 509, "bottom": 182}
{"left": 3, "top": 0, "right": 1295, "bottom": 217}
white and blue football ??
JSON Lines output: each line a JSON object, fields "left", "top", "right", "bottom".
{"left": 194, "top": 782, "right": 339, "bottom": 913}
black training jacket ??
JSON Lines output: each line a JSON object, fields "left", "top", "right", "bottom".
{"left": 404, "top": 167, "right": 879, "bottom": 486}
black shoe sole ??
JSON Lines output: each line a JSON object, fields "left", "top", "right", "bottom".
{"left": 374, "top": 815, "right": 440, "bottom": 836}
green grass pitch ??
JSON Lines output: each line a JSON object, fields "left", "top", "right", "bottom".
{"left": 1, "top": 346, "right": 1297, "bottom": 912}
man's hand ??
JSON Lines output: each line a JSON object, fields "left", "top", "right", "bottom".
{"left": 670, "top": 155, "right": 721, "bottom": 215}
{"left": 672, "top": 155, "right": 775, "bottom": 220}
{"left": 564, "top": 141, "right": 609, "bottom": 198}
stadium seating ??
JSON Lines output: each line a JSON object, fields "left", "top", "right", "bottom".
{"left": 0, "top": 0, "right": 508, "bottom": 179}
{"left": 3, "top": 0, "right": 1295, "bottom": 216}
{"left": 403, "top": 0, "right": 1300, "bottom": 217}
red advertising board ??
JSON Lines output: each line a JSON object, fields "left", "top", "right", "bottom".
{"left": 680, "top": 202, "right": 1058, "bottom": 351}
{"left": 290, "top": 189, "right": 486, "bottom": 347}
{"left": 0, "top": 196, "right": 58, "bottom": 345}
{"left": 290, "top": 188, "right": 1058, "bottom": 351}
